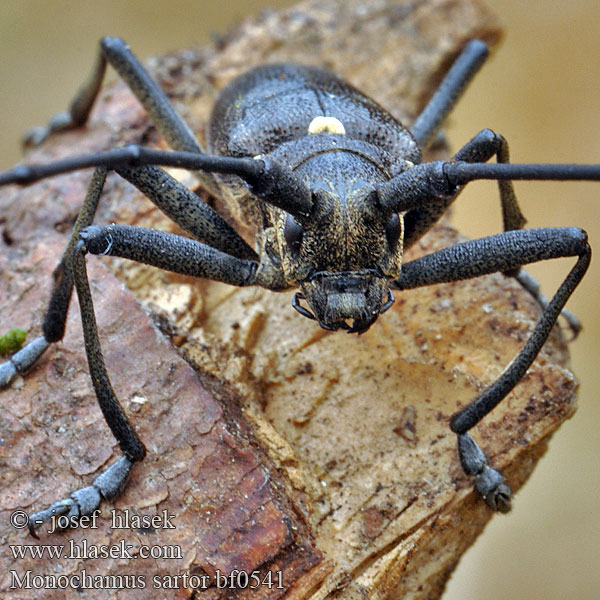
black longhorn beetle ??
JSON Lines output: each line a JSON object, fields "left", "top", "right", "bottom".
{"left": 0, "top": 37, "right": 598, "bottom": 534}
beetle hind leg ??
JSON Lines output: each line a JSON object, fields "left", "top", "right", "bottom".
{"left": 22, "top": 36, "right": 202, "bottom": 155}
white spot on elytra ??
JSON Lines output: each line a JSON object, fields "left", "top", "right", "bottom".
{"left": 308, "top": 116, "right": 346, "bottom": 135}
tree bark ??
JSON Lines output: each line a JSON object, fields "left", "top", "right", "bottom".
{"left": 0, "top": 1, "right": 577, "bottom": 599}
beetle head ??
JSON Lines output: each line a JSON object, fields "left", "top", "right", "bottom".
{"left": 276, "top": 180, "right": 403, "bottom": 333}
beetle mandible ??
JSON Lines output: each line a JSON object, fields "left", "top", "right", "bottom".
{"left": 0, "top": 35, "right": 598, "bottom": 536}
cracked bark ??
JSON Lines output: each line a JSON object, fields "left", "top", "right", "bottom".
{"left": 0, "top": 1, "right": 578, "bottom": 599}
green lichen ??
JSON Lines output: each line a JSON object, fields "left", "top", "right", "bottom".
{"left": 0, "top": 328, "right": 27, "bottom": 355}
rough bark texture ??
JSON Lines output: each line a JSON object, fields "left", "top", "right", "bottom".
{"left": 0, "top": 1, "right": 578, "bottom": 599}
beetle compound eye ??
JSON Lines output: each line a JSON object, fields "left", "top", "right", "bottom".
{"left": 284, "top": 214, "right": 304, "bottom": 254}
{"left": 385, "top": 213, "right": 401, "bottom": 250}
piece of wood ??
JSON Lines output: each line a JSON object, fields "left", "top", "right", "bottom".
{"left": 0, "top": 1, "right": 578, "bottom": 598}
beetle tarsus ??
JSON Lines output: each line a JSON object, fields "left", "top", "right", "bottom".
{"left": 457, "top": 433, "right": 512, "bottom": 513}
{"left": 27, "top": 457, "right": 132, "bottom": 536}
{"left": 22, "top": 112, "right": 75, "bottom": 149}
{"left": 0, "top": 336, "right": 49, "bottom": 387}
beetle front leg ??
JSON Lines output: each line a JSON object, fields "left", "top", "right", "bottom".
{"left": 456, "top": 432, "right": 512, "bottom": 512}
{"left": 393, "top": 227, "right": 590, "bottom": 510}
{"left": 28, "top": 458, "right": 134, "bottom": 537}
{"left": 27, "top": 232, "right": 146, "bottom": 536}
{"left": 80, "top": 224, "right": 262, "bottom": 286}
{"left": 25, "top": 222, "right": 267, "bottom": 534}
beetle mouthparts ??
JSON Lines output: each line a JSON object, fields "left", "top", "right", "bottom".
{"left": 292, "top": 286, "right": 394, "bottom": 334}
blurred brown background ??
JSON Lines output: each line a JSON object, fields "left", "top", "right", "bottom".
{"left": 0, "top": 1, "right": 598, "bottom": 598}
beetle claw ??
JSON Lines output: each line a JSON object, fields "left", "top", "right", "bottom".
{"left": 292, "top": 292, "right": 317, "bottom": 320}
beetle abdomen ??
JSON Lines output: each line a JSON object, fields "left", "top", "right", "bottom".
{"left": 208, "top": 63, "right": 421, "bottom": 171}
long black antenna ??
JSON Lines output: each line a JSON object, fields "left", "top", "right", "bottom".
{"left": 378, "top": 160, "right": 600, "bottom": 214}
{"left": 444, "top": 161, "right": 600, "bottom": 184}
{"left": 0, "top": 146, "right": 313, "bottom": 219}
{"left": 0, "top": 146, "right": 259, "bottom": 186}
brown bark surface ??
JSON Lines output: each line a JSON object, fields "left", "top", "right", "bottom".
{"left": 0, "top": 1, "right": 577, "bottom": 599}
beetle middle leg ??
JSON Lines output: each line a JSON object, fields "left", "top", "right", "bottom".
{"left": 0, "top": 167, "right": 107, "bottom": 388}
{"left": 0, "top": 161, "right": 256, "bottom": 387}
{"left": 402, "top": 128, "right": 581, "bottom": 335}
{"left": 392, "top": 226, "right": 591, "bottom": 510}
{"left": 403, "top": 128, "right": 525, "bottom": 247}
{"left": 406, "top": 40, "right": 580, "bottom": 334}
{"left": 452, "top": 129, "right": 581, "bottom": 334}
